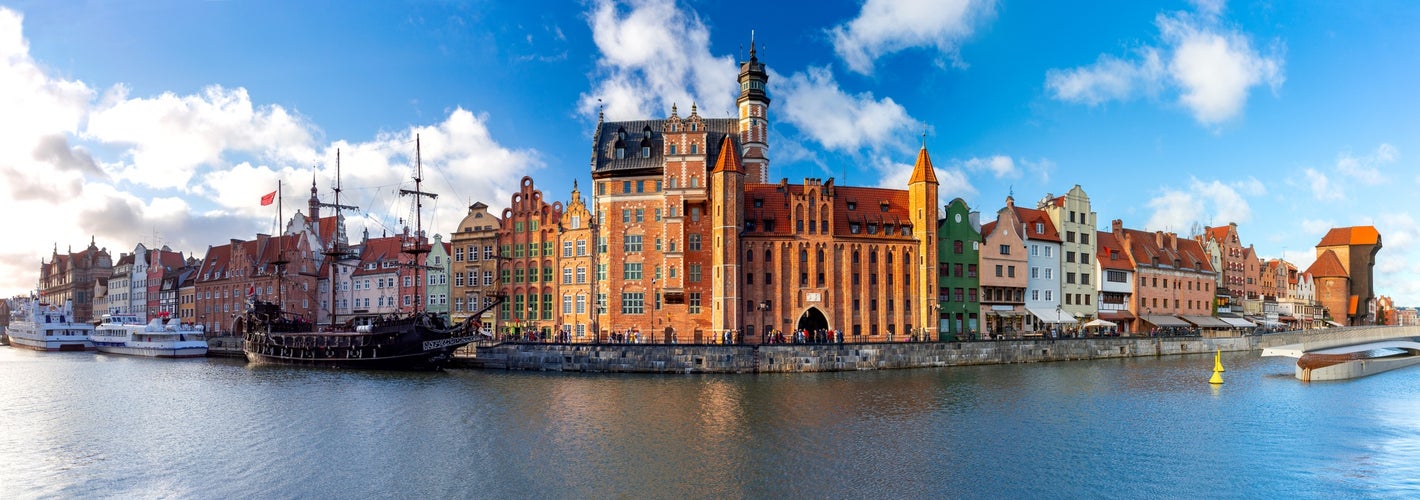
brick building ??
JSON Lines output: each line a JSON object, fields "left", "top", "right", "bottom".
{"left": 1311, "top": 226, "right": 1382, "bottom": 325}
{"left": 1113, "top": 220, "right": 1217, "bottom": 334}
{"left": 497, "top": 177, "right": 565, "bottom": 339}
{"left": 39, "top": 237, "right": 112, "bottom": 322}
{"left": 584, "top": 44, "right": 938, "bottom": 343}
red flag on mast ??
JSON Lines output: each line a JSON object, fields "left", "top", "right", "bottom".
{"left": 260, "top": 190, "right": 277, "bottom": 206}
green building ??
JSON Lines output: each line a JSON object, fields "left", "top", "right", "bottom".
{"left": 937, "top": 198, "right": 982, "bottom": 340}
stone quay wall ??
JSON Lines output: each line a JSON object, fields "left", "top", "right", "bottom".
{"left": 457, "top": 329, "right": 1341, "bottom": 374}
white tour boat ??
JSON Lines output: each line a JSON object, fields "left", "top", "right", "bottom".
{"left": 92, "top": 314, "right": 208, "bottom": 358}
{"left": 7, "top": 299, "right": 95, "bottom": 352}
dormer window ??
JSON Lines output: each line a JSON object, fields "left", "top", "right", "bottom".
{"left": 880, "top": 201, "right": 890, "bottom": 212}
{"left": 753, "top": 199, "right": 763, "bottom": 208}
{"left": 1035, "top": 222, "right": 1043, "bottom": 233}
{"left": 847, "top": 201, "right": 857, "bottom": 210}
{"left": 641, "top": 146, "right": 651, "bottom": 158}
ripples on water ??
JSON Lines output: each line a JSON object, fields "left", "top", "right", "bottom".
{"left": 2, "top": 348, "right": 1418, "bottom": 498}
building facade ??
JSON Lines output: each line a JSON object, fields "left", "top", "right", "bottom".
{"left": 1095, "top": 230, "right": 1135, "bottom": 334}
{"left": 1312, "top": 226, "right": 1382, "bottom": 325}
{"left": 497, "top": 177, "right": 565, "bottom": 339}
{"left": 450, "top": 202, "right": 502, "bottom": 329}
{"left": 937, "top": 198, "right": 981, "bottom": 340}
{"left": 40, "top": 238, "right": 113, "bottom": 322}
{"left": 1039, "top": 185, "right": 1098, "bottom": 322}
{"left": 979, "top": 198, "right": 1028, "bottom": 338}
{"left": 1113, "top": 220, "right": 1217, "bottom": 334}
{"left": 585, "top": 45, "right": 938, "bottom": 344}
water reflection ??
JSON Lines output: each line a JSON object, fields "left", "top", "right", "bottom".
{"left": 1, "top": 349, "right": 1417, "bottom": 497}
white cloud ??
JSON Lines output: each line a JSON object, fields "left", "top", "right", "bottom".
{"left": 1303, "top": 168, "right": 1342, "bottom": 201}
{"left": 776, "top": 66, "right": 924, "bottom": 154}
{"left": 0, "top": 8, "right": 541, "bottom": 297}
{"left": 1159, "top": 13, "right": 1284, "bottom": 124}
{"left": 86, "top": 84, "right": 318, "bottom": 190}
{"left": 962, "top": 155, "right": 1017, "bottom": 178}
{"left": 829, "top": 0, "right": 995, "bottom": 74}
{"left": 1045, "top": 5, "right": 1284, "bottom": 126}
{"left": 1143, "top": 177, "right": 1255, "bottom": 232}
{"left": 1045, "top": 49, "right": 1164, "bottom": 105}
{"left": 579, "top": 0, "right": 737, "bottom": 121}
{"left": 1335, "top": 143, "right": 1396, "bottom": 185}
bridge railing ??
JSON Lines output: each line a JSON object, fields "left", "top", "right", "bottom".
{"left": 1272, "top": 325, "right": 1420, "bottom": 353}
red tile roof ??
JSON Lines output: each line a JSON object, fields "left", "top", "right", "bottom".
{"left": 1304, "top": 249, "right": 1348, "bottom": 278}
{"left": 908, "top": 147, "right": 937, "bottom": 184}
{"left": 1011, "top": 206, "right": 1061, "bottom": 242}
{"left": 1118, "top": 227, "right": 1214, "bottom": 273}
{"left": 1096, "top": 231, "right": 1134, "bottom": 271}
{"left": 1204, "top": 225, "right": 1231, "bottom": 243}
{"left": 742, "top": 184, "right": 915, "bottom": 240}
{"left": 711, "top": 135, "right": 741, "bottom": 174}
{"left": 1318, "top": 226, "right": 1380, "bottom": 246}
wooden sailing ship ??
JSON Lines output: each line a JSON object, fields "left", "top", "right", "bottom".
{"left": 239, "top": 136, "right": 500, "bottom": 370}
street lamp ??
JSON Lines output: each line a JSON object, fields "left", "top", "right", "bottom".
{"left": 1056, "top": 304, "right": 1063, "bottom": 339}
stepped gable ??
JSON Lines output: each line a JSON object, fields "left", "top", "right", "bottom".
{"left": 591, "top": 118, "right": 737, "bottom": 175}
{"left": 1305, "top": 249, "right": 1348, "bottom": 278}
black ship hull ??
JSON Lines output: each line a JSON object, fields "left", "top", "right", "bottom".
{"left": 240, "top": 302, "right": 479, "bottom": 371}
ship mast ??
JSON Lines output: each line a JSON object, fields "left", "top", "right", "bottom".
{"left": 272, "top": 179, "right": 287, "bottom": 308}
{"left": 399, "top": 134, "right": 437, "bottom": 316}
{"left": 319, "top": 149, "right": 359, "bottom": 327}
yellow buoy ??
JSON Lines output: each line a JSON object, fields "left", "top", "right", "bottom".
{"left": 1214, "top": 349, "right": 1225, "bottom": 372}
{"left": 1209, "top": 368, "right": 1224, "bottom": 385}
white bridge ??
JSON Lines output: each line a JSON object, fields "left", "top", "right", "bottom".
{"left": 1261, "top": 325, "right": 1420, "bottom": 381}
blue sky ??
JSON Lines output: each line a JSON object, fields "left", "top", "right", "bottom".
{"left": 3, "top": 0, "right": 1419, "bottom": 304}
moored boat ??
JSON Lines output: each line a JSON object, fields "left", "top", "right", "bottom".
{"left": 239, "top": 138, "right": 496, "bottom": 370}
{"left": 6, "top": 298, "right": 94, "bottom": 352}
{"left": 92, "top": 314, "right": 208, "bottom": 358}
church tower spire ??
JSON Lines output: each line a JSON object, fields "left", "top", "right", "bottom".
{"left": 908, "top": 143, "right": 940, "bottom": 339}
{"left": 737, "top": 31, "right": 770, "bottom": 184}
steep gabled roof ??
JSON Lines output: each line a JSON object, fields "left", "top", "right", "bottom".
{"left": 1011, "top": 206, "right": 1061, "bottom": 243}
{"left": 710, "top": 135, "right": 741, "bottom": 174}
{"left": 1319, "top": 226, "right": 1381, "bottom": 246}
{"left": 1096, "top": 231, "right": 1134, "bottom": 271}
{"left": 908, "top": 147, "right": 938, "bottom": 184}
{"left": 592, "top": 118, "right": 737, "bottom": 175}
{"left": 1305, "top": 249, "right": 1348, "bottom": 278}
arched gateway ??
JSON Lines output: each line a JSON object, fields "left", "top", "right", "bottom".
{"left": 795, "top": 307, "right": 830, "bottom": 333}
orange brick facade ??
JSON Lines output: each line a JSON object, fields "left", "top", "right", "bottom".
{"left": 502, "top": 45, "right": 940, "bottom": 344}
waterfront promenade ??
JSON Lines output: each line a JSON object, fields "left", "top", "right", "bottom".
{"left": 454, "top": 327, "right": 1394, "bottom": 373}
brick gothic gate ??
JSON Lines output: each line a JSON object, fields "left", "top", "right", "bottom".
{"left": 795, "top": 307, "right": 829, "bottom": 334}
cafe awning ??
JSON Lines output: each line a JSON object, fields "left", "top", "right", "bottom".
{"left": 1325, "top": 320, "right": 1346, "bottom": 327}
{"left": 1218, "top": 316, "right": 1256, "bottom": 328}
{"left": 1099, "top": 310, "right": 1135, "bottom": 321}
{"left": 1026, "top": 306, "right": 1078, "bottom": 324}
{"left": 1181, "top": 315, "right": 1232, "bottom": 329}
{"left": 1140, "top": 314, "right": 1190, "bottom": 327}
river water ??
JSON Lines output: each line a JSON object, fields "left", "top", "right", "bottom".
{"left": 1, "top": 347, "right": 1417, "bottom": 498}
